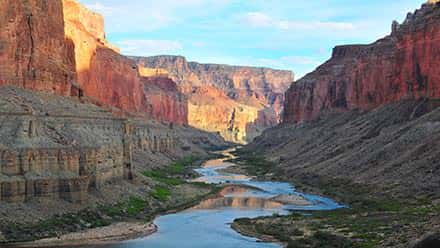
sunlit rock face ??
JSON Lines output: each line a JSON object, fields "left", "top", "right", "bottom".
{"left": 283, "top": 1, "right": 440, "bottom": 123}
{"left": 0, "top": 0, "right": 76, "bottom": 95}
{"left": 0, "top": 0, "right": 188, "bottom": 124}
{"left": 141, "top": 76, "right": 188, "bottom": 125}
{"left": 131, "top": 56, "right": 294, "bottom": 144}
{"left": 61, "top": 0, "right": 188, "bottom": 124}
{"left": 62, "top": 0, "right": 144, "bottom": 113}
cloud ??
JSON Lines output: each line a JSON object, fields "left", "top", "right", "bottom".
{"left": 117, "top": 40, "right": 183, "bottom": 56}
{"left": 80, "top": 0, "right": 232, "bottom": 32}
{"left": 245, "top": 12, "right": 273, "bottom": 27}
{"left": 242, "top": 12, "right": 355, "bottom": 31}
{"left": 85, "top": 2, "right": 115, "bottom": 15}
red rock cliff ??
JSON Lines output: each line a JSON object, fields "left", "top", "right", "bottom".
{"left": 132, "top": 56, "right": 294, "bottom": 143}
{"left": 0, "top": 0, "right": 76, "bottom": 95}
{"left": 283, "top": 1, "right": 440, "bottom": 123}
{"left": 62, "top": 0, "right": 187, "bottom": 124}
{"left": 0, "top": 0, "right": 187, "bottom": 124}
{"left": 62, "top": 0, "right": 142, "bottom": 113}
{"left": 141, "top": 76, "right": 188, "bottom": 125}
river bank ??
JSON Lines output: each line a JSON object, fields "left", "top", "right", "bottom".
{"left": 98, "top": 148, "right": 342, "bottom": 248}
{"left": 0, "top": 152, "right": 227, "bottom": 247}
{"left": 228, "top": 149, "right": 440, "bottom": 248}
{"left": 3, "top": 148, "right": 346, "bottom": 248}
{"left": 8, "top": 222, "right": 157, "bottom": 248}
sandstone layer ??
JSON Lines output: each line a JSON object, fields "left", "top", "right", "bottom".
{"left": 140, "top": 76, "right": 188, "bottom": 125}
{"left": 0, "top": 0, "right": 188, "bottom": 125}
{"left": 283, "top": 1, "right": 440, "bottom": 123}
{"left": 0, "top": 0, "right": 76, "bottom": 95}
{"left": 62, "top": 0, "right": 188, "bottom": 124}
{"left": 249, "top": 98, "right": 440, "bottom": 198}
{"left": 0, "top": 86, "right": 225, "bottom": 204}
{"left": 132, "top": 56, "right": 294, "bottom": 143}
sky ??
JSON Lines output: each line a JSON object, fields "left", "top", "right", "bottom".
{"left": 79, "top": 0, "right": 425, "bottom": 79}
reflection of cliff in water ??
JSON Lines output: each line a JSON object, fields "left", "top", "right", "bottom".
{"left": 192, "top": 197, "right": 283, "bottom": 210}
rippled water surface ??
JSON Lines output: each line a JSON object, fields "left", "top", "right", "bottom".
{"left": 109, "top": 149, "right": 344, "bottom": 248}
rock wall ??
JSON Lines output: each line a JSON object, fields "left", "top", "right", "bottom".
{"left": 62, "top": 0, "right": 188, "bottom": 124}
{"left": 132, "top": 55, "right": 294, "bottom": 143}
{"left": 140, "top": 76, "right": 188, "bottom": 125}
{"left": 0, "top": 0, "right": 188, "bottom": 124}
{"left": 283, "top": 1, "right": 440, "bottom": 123}
{"left": 247, "top": 99, "right": 440, "bottom": 198}
{"left": 0, "top": 0, "right": 76, "bottom": 95}
{"left": 0, "top": 87, "right": 182, "bottom": 204}
{"left": 62, "top": 0, "right": 143, "bottom": 113}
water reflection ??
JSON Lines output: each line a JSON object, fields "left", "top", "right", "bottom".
{"left": 192, "top": 196, "right": 284, "bottom": 210}
{"left": 107, "top": 149, "right": 344, "bottom": 248}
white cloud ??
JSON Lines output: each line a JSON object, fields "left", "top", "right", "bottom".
{"left": 117, "top": 40, "right": 183, "bottom": 56}
{"left": 85, "top": 2, "right": 115, "bottom": 15}
{"left": 242, "top": 12, "right": 355, "bottom": 31}
{"left": 79, "top": 0, "right": 232, "bottom": 32}
{"left": 245, "top": 12, "right": 273, "bottom": 27}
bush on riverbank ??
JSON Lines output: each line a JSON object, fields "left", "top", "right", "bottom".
{"left": 231, "top": 149, "right": 440, "bottom": 248}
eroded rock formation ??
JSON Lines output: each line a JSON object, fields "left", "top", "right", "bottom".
{"left": 0, "top": 0, "right": 223, "bottom": 204}
{"left": 0, "top": 86, "right": 221, "bottom": 204}
{"left": 283, "top": 1, "right": 440, "bottom": 123}
{"left": 0, "top": 0, "right": 188, "bottom": 125}
{"left": 62, "top": 0, "right": 188, "bottom": 124}
{"left": 0, "top": 0, "right": 76, "bottom": 95}
{"left": 141, "top": 76, "right": 188, "bottom": 125}
{"left": 132, "top": 56, "right": 294, "bottom": 143}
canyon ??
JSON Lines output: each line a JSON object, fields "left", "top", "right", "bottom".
{"left": 283, "top": 1, "right": 440, "bottom": 123}
{"left": 254, "top": 1, "right": 440, "bottom": 197}
{"left": 240, "top": 2, "right": 440, "bottom": 246}
{"left": 0, "top": 0, "right": 226, "bottom": 215}
{"left": 0, "top": 0, "right": 292, "bottom": 145}
{"left": 132, "top": 56, "right": 294, "bottom": 143}
{"left": 1, "top": 0, "right": 440, "bottom": 247}
{"left": 0, "top": 0, "right": 188, "bottom": 125}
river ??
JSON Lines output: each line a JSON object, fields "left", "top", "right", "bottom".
{"left": 107, "top": 149, "right": 344, "bottom": 248}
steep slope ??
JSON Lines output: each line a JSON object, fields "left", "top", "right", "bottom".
{"left": 62, "top": 0, "right": 188, "bottom": 124}
{"left": 140, "top": 76, "right": 188, "bottom": 124}
{"left": 284, "top": 1, "right": 440, "bottom": 123}
{"left": 0, "top": 0, "right": 188, "bottom": 125}
{"left": 0, "top": 86, "right": 225, "bottom": 204}
{"left": 248, "top": 99, "right": 440, "bottom": 198}
{"left": 241, "top": 2, "right": 440, "bottom": 246}
{"left": 132, "top": 55, "right": 294, "bottom": 143}
{"left": 0, "top": 0, "right": 76, "bottom": 95}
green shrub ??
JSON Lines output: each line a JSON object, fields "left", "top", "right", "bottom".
{"left": 152, "top": 186, "right": 171, "bottom": 201}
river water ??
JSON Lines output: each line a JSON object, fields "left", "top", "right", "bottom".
{"left": 109, "top": 149, "right": 344, "bottom": 248}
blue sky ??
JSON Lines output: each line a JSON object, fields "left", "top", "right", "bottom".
{"left": 79, "top": 0, "right": 425, "bottom": 79}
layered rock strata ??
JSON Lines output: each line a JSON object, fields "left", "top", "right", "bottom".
{"left": 132, "top": 56, "right": 294, "bottom": 143}
{"left": 0, "top": 0, "right": 188, "bottom": 125}
{"left": 62, "top": 0, "right": 188, "bottom": 124}
{"left": 0, "top": 0, "right": 76, "bottom": 95}
{"left": 283, "top": 1, "right": 440, "bottom": 123}
{"left": 0, "top": 86, "right": 193, "bottom": 204}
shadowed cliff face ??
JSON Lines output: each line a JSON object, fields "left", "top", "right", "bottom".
{"left": 0, "top": 0, "right": 188, "bottom": 125}
{"left": 61, "top": 0, "right": 188, "bottom": 124}
{"left": 283, "top": 1, "right": 440, "bottom": 123}
{"left": 131, "top": 56, "right": 294, "bottom": 144}
{"left": 0, "top": 0, "right": 76, "bottom": 95}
